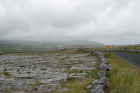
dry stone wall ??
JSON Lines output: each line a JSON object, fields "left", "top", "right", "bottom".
{"left": 116, "top": 49, "right": 140, "bottom": 53}
{"left": 90, "top": 52, "right": 112, "bottom": 93}
{"left": 98, "top": 49, "right": 140, "bottom": 53}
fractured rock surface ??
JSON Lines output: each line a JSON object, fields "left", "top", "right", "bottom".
{"left": 0, "top": 51, "right": 97, "bottom": 92}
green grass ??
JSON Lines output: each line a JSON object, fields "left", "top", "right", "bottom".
{"left": 4, "top": 72, "right": 10, "bottom": 76}
{"left": 105, "top": 53, "right": 140, "bottom": 93}
{"left": 61, "top": 79, "right": 93, "bottom": 93}
{"left": 113, "top": 51, "right": 140, "bottom": 55}
{"left": 27, "top": 71, "right": 31, "bottom": 74}
{"left": 41, "top": 68, "right": 47, "bottom": 70}
{"left": 79, "top": 70, "right": 84, "bottom": 73}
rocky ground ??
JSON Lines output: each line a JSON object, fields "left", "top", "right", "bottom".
{"left": 0, "top": 50, "right": 98, "bottom": 93}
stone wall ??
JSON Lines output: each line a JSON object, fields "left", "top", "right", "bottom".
{"left": 98, "top": 49, "right": 140, "bottom": 53}
{"left": 90, "top": 52, "right": 112, "bottom": 93}
{"left": 115, "top": 49, "right": 140, "bottom": 53}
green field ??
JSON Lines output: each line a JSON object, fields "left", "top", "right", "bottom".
{"left": 0, "top": 40, "right": 56, "bottom": 54}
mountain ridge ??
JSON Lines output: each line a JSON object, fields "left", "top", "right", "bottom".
{"left": 53, "top": 40, "right": 104, "bottom": 47}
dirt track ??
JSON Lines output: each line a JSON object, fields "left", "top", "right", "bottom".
{"left": 113, "top": 52, "right": 140, "bottom": 68}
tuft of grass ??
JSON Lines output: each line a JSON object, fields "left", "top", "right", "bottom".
{"left": 32, "top": 87, "right": 38, "bottom": 90}
{"left": 104, "top": 53, "right": 112, "bottom": 58}
{"left": 3, "top": 69, "right": 7, "bottom": 71}
{"left": 106, "top": 71, "right": 110, "bottom": 78}
{"left": 27, "top": 71, "right": 31, "bottom": 74}
{"left": 105, "top": 53, "right": 140, "bottom": 93}
{"left": 78, "top": 49, "right": 90, "bottom": 53}
{"left": 66, "top": 77, "right": 78, "bottom": 81}
{"left": 124, "top": 47, "right": 127, "bottom": 49}
{"left": 4, "top": 72, "right": 10, "bottom": 76}
{"left": 61, "top": 79, "right": 93, "bottom": 93}
{"left": 41, "top": 68, "right": 47, "bottom": 70}
{"left": 79, "top": 70, "right": 84, "bottom": 73}
{"left": 89, "top": 52, "right": 97, "bottom": 56}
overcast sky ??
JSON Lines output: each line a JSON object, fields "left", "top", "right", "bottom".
{"left": 0, "top": 0, "right": 140, "bottom": 45}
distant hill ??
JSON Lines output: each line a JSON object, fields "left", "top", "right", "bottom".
{"left": 0, "top": 40, "right": 104, "bottom": 54}
{"left": 53, "top": 40, "right": 104, "bottom": 47}
{"left": 0, "top": 40, "right": 56, "bottom": 54}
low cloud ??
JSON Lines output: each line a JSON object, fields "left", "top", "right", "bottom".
{"left": 0, "top": 0, "right": 140, "bottom": 45}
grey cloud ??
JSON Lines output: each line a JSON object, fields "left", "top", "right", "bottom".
{"left": 0, "top": 0, "right": 140, "bottom": 44}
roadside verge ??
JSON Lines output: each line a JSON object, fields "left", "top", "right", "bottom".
{"left": 105, "top": 53, "right": 140, "bottom": 93}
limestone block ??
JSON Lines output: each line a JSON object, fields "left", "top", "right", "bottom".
{"left": 86, "top": 85, "right": 93, "bottom": 89}
{"left": 90, "top": 84, "right": 105, "bottom": 93}
{"left": 94, "top": 77, "right": 109, "bottom": 87}
{"left": 98, "top": 71, "right": 106, "bottom": 79}
{"left": 99, "top": 64, "right": 112, "bottom": 71}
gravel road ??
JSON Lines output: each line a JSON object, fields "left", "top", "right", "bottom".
{"left": 113, "top": 52, "right": 140, "bottom": 68}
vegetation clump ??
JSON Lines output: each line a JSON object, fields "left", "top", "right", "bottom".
{"left": 89, "top": 52, "right": 97, "bottom": 56}
{"left": 4, "top": 72, "right": 10, "bottom": 76}
{"left": 79, "top": 70, "right": 84, "bottom": 73}
{"left": 124, "top": 47, "right": 127, "bottom": 49}
{"left": 66, "top": 77, "right": 78, "bottom": 81}
{"left": 104, "top": 53, "right": 112, "bottom": 58}
{"left": 3, "top": 69, "right": 7, "bottom": 71}
{"left": 105, "top": 53, "right": 140, "bottom": 93}
{"left": 41, "top": 68, "right": 47, "bottom": 70}
{"left": 27, "top": 72, "right": 31, "bottom": 74}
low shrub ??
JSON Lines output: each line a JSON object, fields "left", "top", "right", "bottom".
{"left": 67, "top": 77, "right": 78, "bottom": 81}
{"left": 4, "top": 72, "right": 10, "bottom": 76}
{"left": 104, "top": 53, "right": 112, "bottom": 58}
{"left": 79, "top": 70, "right": 83, "bottom": 73}
{"left": 106, "top": 71, "right": 110, "bottom": 78}
{"left": 41, "top": 68, "right": 47, "bottom": 70}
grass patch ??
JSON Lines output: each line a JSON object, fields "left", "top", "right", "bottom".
{"left": 85, "top": 69, "right": 99, "bottom": 79}
{"left": 41, "top": 68, "right": 47, "bottom": 70}
{"left": 78, "top": 48, "right": 90, "bottom": 53}
{"left": 66, "top": 77, "right": 79, "bottom": 81}
{"left": 27, "top": 71, "right": 31, "bottom": 74}
{"left": 105, "top": 53, "right": 140, "bottom": 93}
{"left": 104, "top": 53, "right": 112, "bottom": 58}
{"left": 106, "top": 71, "right": 110, "bottom": 78}
{"left": 3, "top": 69, "right": 7, "bottom": 71}
{"left": 61, "top": 79, "right": 93, "bottom": 93}
{"left": 4, "top": 72, "right": 10, "bottom": 76}
{"left": 89, "top": 52, "right": 97, "bottom": 56}
{"left": 79, "top": 70, "right": 84, "bottom": 73}
{"left": 68, "top": 69, "right": 79, "bottom": 74}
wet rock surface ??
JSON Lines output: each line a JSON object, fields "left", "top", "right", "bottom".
{"left": 0, "top": 51, "right": 97, "bottom": 92}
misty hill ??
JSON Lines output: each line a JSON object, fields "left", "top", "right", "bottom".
{"left": 53, "top": 40, "right": 104, "bottom": 47}
{"left": 0, "top": 40, "right": 104, "bottom": 54}
{"left": 0, "top": 40, "right": 56, "bottom": 54}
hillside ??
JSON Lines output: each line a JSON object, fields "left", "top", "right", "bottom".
{"left": 0, "top": 40, "right": 104, "bottom": 54}
{"left": 0, "top": 40, "right": 56, "bottom": 54}
{"left": 53, "top": 40, "right": 104, "bottom": 47}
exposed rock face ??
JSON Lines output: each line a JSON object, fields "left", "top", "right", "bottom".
{"left": 90, "top": 84, "right": 105, "bottom": 93}
{"left": 90, "top": 52, "right": 112, "bottom": 93}
{"left": 86, "top": 85, "right": 93, "bottom": 89}
{"left": 0, "top": 51, "right": 98, "bottom": 92}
